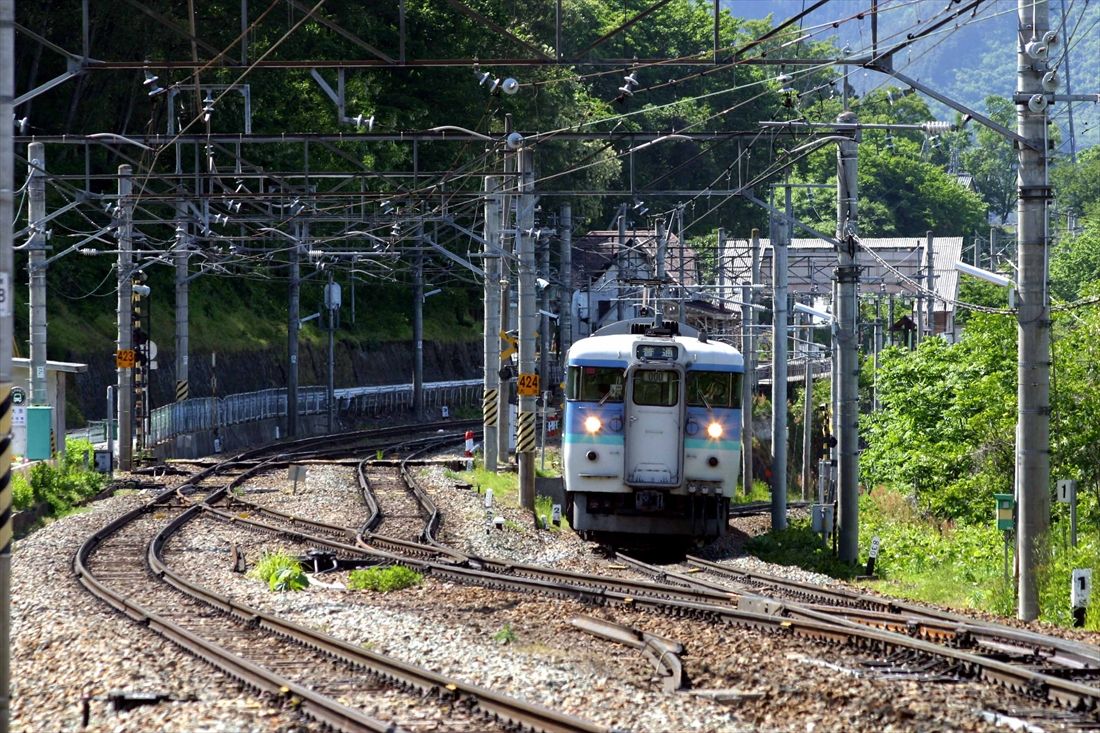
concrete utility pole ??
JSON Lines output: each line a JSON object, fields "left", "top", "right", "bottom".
{"left": 915, "top": 249, "right": 924, "bottom": 343}
{"left": 27, "top": 144, "right": 46, "bottom": 406}
{"left": 771, "top": 191, "right": 790, "bottom": 530}
{"left": 925, "top": 231, "right": 935, "bottom": 338}
{"left": 412, "top": 241, "right": 424, "bottom": 420}
{"left": 801, "top": 351, "right": 814, "bottom": 501}
{"left": 835, "top": 113, "right": 861, "bottom": 564}
{"left": 174, "top": 201, "right": 190, "bottom": 402}
{"left": 2, "top": 1, "right": 16, "bottom": 727}
{"left": 287, "top": 223, "right": 301, "bottom": 438}
{"left": 741, "top": 277, "right": 755, "bottom": 494}
{"left": 654, "top": 218, "right": 668, "bottom": 324}
{"left": 617, "top": 208, "right": 626, "bottom": 322}
{"left": 516, "top": 147, "right": 537, "bottom": 511}
{"left": 497, "top": 132, "right": 515, "bottom": 466}
{"left": 1016, "top": 0, "right": 1052, "bottom": 621}
{"left": 482, "top": 176, "right": 501, "bottom": 472}
{"left": 324, "top": 271, "right": 339, "bottom": 434}
{"left": 558, "top": 203, "right": 572, "bottom": 367}
{"left": 873, "top": 290, "right": 883, "bottom": 411}
{"left": 743, "top": 228, "right": 760, "bottom": 495}
{"left": 539, "top": 233, "right": 550, "bottom": 392}
{"left": 117, "top": 165, "right": 134, "bottom": 471}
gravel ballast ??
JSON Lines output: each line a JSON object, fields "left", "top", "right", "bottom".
{"left": 10, "top": 458, "right": 1095, "bottom": 732}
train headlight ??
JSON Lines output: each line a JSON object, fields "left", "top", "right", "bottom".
{"left": 584, "top": 415, "right": 602, "bottom": 433}
{"left": 706, "top": 421, "right": 723, "bottom": 439}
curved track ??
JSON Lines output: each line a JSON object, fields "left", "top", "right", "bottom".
{"left": 75, "top": 423, "right": 607, "bottom": 733}
{"left": 78, "top": 423, "right": 1100, "bottom": 728}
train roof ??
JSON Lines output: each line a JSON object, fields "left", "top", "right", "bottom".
{"left": 567, "top": 331, "right": 743, "bottom": 370}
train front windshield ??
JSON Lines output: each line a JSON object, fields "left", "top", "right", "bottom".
{"left": 686, "top": 371, "right": 741, "bottom": 408}
{"left": 567, "top": 366, "right": 625, "bottom": 402}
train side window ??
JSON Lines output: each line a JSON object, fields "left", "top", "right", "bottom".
{"left": 567, "top": 366, "right": 624, "bottom": 402}
{"left": 686, "top": 371, "right": 742, "bottom": 408}
{"left": 632, "top": 370, "right": 679, "bottom": 407}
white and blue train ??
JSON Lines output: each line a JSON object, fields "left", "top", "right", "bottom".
{"left": 562, "top": 319, "right": 744, "bottom": 546}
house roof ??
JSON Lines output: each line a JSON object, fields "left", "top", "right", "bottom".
{"left": 720, "top": 236, "right": 963, "bottom": 313}
{"left": 570, "top": 229, "right": 695, "bottom": 290}
{"left": 12, "top": 358, "right": 88, "bottom": 374}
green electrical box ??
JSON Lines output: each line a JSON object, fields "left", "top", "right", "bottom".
{"left": 26, "top": 405, "right": 53, "bottom": 461}
{"left": 994, "top": 493, "right": 1015, "bottom": 531}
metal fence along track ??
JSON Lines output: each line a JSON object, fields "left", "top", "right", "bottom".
{"left": 147, "top": 380, "right": 482, "bottom": 444}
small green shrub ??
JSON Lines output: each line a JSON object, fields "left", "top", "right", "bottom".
{"left": 22, "top": 439, "right": 108, "bottom": 514}
{"left": 492, "top": 624, "right": 517, "bottom": 644}
{"left": 249, "top": 550, "right": 309, "bottom": 592}
{"left": 746, "top": 520, "right": 859, "bottom": 579}
{"left": 348, "top": 565, "right": 422, "bottom": 592}
{"left": 11, "top": 473, "right": 33, "bottom": 511}
{"left": 270, "top": 566, "right": 310, "bottom": 592}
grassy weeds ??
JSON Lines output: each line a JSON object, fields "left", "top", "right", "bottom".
{"left": 734, "top": 479, "right": 802, "bottom": 505}
{"left": 749, "top": 486, "right": 1100, "bottom": 629}
{"left": 446, "top": 452, "right": 569, "bottom": 531}
{"left": 348, "top": 565, "right": 422, "bottom": 592}
{"left": 248, "top": 550, "right": 310, "bottom": 592}
{"left": 13, "top": 439, "right": 107, "bottom": 514}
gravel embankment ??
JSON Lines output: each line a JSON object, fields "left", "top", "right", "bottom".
{"left": 10, "top": 458, "right": 1095, "bottom": 732}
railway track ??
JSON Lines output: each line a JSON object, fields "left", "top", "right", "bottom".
{"left": 75, "top": 424, "right": 607, "bottom": 733}
{"left": 78, "top": 424, "right": 1100, "bottom": 728}
{"left": 230, "top": 443, "right": 1100, "bottom": 718}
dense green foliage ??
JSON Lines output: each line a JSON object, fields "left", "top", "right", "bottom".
{"left": 855, "top": 179, "right": 1100, "bottom": 624}
{"left": 348, "top": 565, "right": 423, "bottom": 592}
{"left": 12, "top": 1, "right": 1026, "bottom": 360}
{"left": 249, "top": 550, "right": 310, "bottom": 592}
{"left": 13, "top": 439, "right": 108, "bottom": 514}
{"left": 861, "top": 317, "right": 1017, "bottom": 524}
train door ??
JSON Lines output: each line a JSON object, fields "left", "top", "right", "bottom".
{"left": 624, "top": 366, "right": 683, "bottom": 487}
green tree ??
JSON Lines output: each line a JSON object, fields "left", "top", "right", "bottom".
{"left": 789, "top": 89, "right": 988, "bottom": 238}
{"left": 960, "top": 96, "right": 1018, "bottom": 224}
{"left": 1051, "top": 146, "right": 1100, "bottom": 223}
{"left": 1050, "top": 218, "right": 1100, "bottom": 301}
{"left": 861, "top": 314, "right": 1016, "bottom": 524}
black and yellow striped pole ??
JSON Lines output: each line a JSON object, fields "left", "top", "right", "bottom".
{"left": 515, "top": 147, "right": 537, "bottom": 511}
{"left": 481, "top": 175, "right": 501, "bottom": 471}
{"left": 1, "top": 0, "right": 16, "bottom": 727}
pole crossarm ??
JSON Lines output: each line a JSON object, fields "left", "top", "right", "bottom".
{"left": 421, "top": 236, "right": 486, "bottom": 278}
{"left": 869, "top": 66, "right": 1037, "bottom": 151}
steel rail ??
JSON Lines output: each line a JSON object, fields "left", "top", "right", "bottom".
{"left": 149, "top": 507, "right": 605, "bottom": 733}
{"left": 76, "top": 424, "right": 576, "bottom": 733}
{"left": 201, "top": 485, "right": 1100, "bottom": 714}
{"left": 685, "top": 555, "right": 1100, "bottom": 669}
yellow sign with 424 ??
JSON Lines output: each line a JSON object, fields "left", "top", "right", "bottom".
{"left": 517, "top": 372, "right": 539, "bottom": 397}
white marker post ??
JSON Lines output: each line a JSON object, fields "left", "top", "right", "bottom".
{"left": 1057, "top": 479, "right": 1078, "bottom": 547}
{"left": 865, "top": 535, "right": 881, "bottom": 577}
{"left": 551, "top": 504, "right": 562, "bottom": 528}
{"left": 1071, "top": 569, "right": 1092, "bottom": 628}
{"left": 288, "top": 464, "right": 307, "bottom": 495}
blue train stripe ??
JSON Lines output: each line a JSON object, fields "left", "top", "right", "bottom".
{"left": 563, "top": 433, "right": 624, "bottom": 445}
{"left": 685, "top": 438, "right": 741, "bottom": 451}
